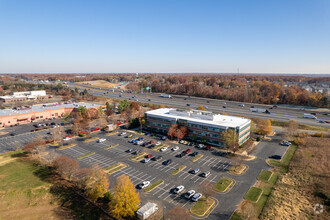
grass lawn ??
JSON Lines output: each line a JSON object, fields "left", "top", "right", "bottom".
{"left": 83, "top": 137, "right": 99, "bottom": 143}
{"left": 257, "top": 170, "right": 272, "bottom": 182}
{"left": 269, "top": 145, "right": 297, "bottom": 173}
{"left": 58, "top": 144, "right": 76, "bottom": 150}
{"left": 192, "top": 154, "right": 203, "bottom": 162}
{"left": 0, "top": 151, "right": 71, "bottom": 219}
{"left": 171, "top": 165, "right": 186, "bottom": 175}
{"left": 144, "top": 180, "right": 164, "bottom": 192}
{"left": 77, "top": 152, "right": 95, "bottom": 159}
{"left": 229, "top": 164, "right": 247, "bottom": 175}
{"left": 104, "top": 144, "right": 119, "bottom": 150}
{"left": 190, "top": 197, "right": 214, "bottom": 216}
{"left": 244, "top": 187, "right": 263, "bottom": 202}
{"left": 105, "top": 131, "right": 118, "bottom": 136}
{"left": 214, "top": 177, "right": 233, "bottom": 192}
{"left": 106, "top": 163, "right": 127, "bottom": 174}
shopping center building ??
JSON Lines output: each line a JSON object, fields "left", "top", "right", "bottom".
{"left": 0, "top": 102, "right": 104, "bottom": 127}
{"left": 145, "top": 108, "right": 251, "bottom": 146}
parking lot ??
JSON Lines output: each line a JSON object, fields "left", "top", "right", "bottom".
{"left": 0, "top": 125, "right": 289, "bottom": 219}
{"left": 52, "top": 130, "right": 261, "bottom": 217}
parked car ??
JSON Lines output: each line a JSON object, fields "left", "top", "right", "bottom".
{"left": 10, "top": 132, "right": 16, "bottom": 136}
{"left": 185, "top": 149, "right": 191, "bottom": 154}
{"left": 161, "top": 136, "right": 167, "bottom": 140}
{"left": 172, "top": 146, "right": 179, "bottom": 151}
{"left": 160, "top": 147, "right": 168, "bottom": 152}
{"left": 128, "top": 139, "right": 135, "bottom": 143}
{"left": 63, "top": 137, "right": 72, "bottom": 141}
{"left": 197, "top": 144, "right": 205, "bottom": 149}
{"left": 222, "top": 106, "right": 226, "bottom": 108}
{"left": 133, "top": 150, "right": 142, "bottom": 155}
{"left": 205, "top": 146, "right": 211, "bottom": 150}
{"left": 145, "top": 132, "right": 150, "bottom": 136}
{"left": 191, "top": 168, "right": 200, "bottom": 174}
{"left": 201, "top": 171, "right": 210, "bottom": 177}
{"left": 280, "top": 141, "right": 291, "bottom": 146}
{"left": 163, "top": 159, "right": 172, "bottom": 165}
{"left": 119, "top": 132, "right": 127, "bottom": 136}
{"left": 155, "top": 141, "right": 161, "bottom": 146}
{"left": 179, "top": 140, "right": 185, "bottom": 144}
{"left": 174, "top": 185, "right": 185, "bottom": 194}
{"left": 142, "top": 158, "right": 151, "bottom": 163}
{"left": 146, "top": 154, "right": 153, "bottom": 158}
{"left": 185, "top": 190, "right": 196, "bottom": 199}
{"left": 138, "top": 137, "right": 144, "bottom": 141}
{"left": 126, "top": 148, "right": 134, "bottom": 153}
{"left": 191, "top": 152, "right": 199, "bottom": 156}
{"left": 239, "top": 104, "right": 245, "bottom": 107}
{"left": 269, "top": 155, "right": 282, "bottom": 160}
{"left": 137, "top": 181, "right": 150, "bottom": 189}
{"left": 192, "top": 193, "right": 203, "bottom": 202}
{"left": 179, "top": 151, "right": 187, "bottom": 158}
{"left": 127, "top": 134, "right": 133, "bottom": 138}
{"left": 98, "top": 138, "right": 106, "bottom": 143}
{"left": 152, "top": 155, "right": 162, "bottom": 161}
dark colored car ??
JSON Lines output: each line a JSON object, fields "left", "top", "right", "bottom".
{"left": 152, "top": 155, "right": 162, "bottom": 161}
{"left": 206, "top": 101, "right": 210, "bottom": 103}
{"left": 10, "top": 132, "right": 16, "bottom": 136}
{"left": 191, "top": 152, "right": 199, "bottom": 156}
{"left": 186, "top": 104, "right": 190, "bottom": 106}
{"left": 269, "top": 155, "right": 282, "bottom": 160}
{"left": 222, "top": 106, "right": 226, "bottom": 108}
{"left": 178, "top": 152, "right": 186, "bottom": 158}
{"left": 163, "top": 159, "right": 172, "bottom": 165}
{"left": 138, "top": 137, "right": 144, "bottom": 141}
{"left": 126, "top": 148, "right": 134, "bottom": 153}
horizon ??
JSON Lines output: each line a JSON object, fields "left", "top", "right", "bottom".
{"left": 1, "top": 0, "right": 330, "bottom": 74}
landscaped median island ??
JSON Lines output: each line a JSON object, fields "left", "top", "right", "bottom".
{"left": 244, "top": 187, "right": 263, "bottom": 203}
{"left": 104, "top": 144, "right": 119, "bottom": 150}
{"left": 257, "top": 170, "right": 272, "bottom": 182}
{"left": 130, "top": 152, "right": 147, "bottom": 161}
{"left": 105, "top": 162, "right": 127, "bottom": 174}
{"left": 152, "top": 144, "right": 167, "bottom": 151}
{"left": 58, "top": 144, "right": 76, "bottom": 150}
{"left": 171, "top": 165, "right": 186, "bottom": 175}
{"left": 214, "top": 177, "right": 233, "bottom": 192}
{"left": 77, "top": 152, "right": 95, "bottom": 159}
{"left": 105, "top": 131, "right": 118, "bottom": 136}
{"left": 192, "top": 154, "right": 203, "bottom": 162}
{"left": 190, "top": 197, "right": 215, "bottom": 216}
{"left": 228, "top": 163, "right": 247, "bottom": 175}
{"left": 83, "top": 137, "right": 99, "bottom": 143}
{"left": 144, "top": 180, "right": 164, "bottom": 192}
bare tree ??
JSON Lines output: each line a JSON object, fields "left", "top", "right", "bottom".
{"left": 198, "top": 181, "right": 216, "bottom": 199}
{"left": 52, "top": 155, "right": 79, "bottom": 180}
{"left": 286, "top": 120, "right": 298, "bottom": 139}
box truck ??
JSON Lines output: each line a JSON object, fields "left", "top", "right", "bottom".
{"left": 136, "top": 202, "right": 158, "bottom": 220}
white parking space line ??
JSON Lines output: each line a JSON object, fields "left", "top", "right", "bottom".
{"left": 209, "top": 175, "right": 218, "bottom": 183}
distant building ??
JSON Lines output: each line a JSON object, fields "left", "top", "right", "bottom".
{"left": 0, "top": 90, "right": 48, "bottom": 103}
{"left": 0, "top": 102, "right": 104, "bottom": 127}
{"left": 145, "top": 108, "right": 251, "bottom": 146}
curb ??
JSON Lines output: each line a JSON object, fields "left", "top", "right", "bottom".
{"left": 190, "top": 197, "right": 219, "bottom": 219}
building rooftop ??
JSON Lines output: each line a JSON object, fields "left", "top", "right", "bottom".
{"left": 0, "top": 102, "right": 103, "bottom": 117}
{"left": 146, "top": 108, "right": 250, "bottom": 129}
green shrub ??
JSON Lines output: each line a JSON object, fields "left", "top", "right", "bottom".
{"left": 256, "top": 137, "right": 261, "bottom": 142}
{"left": 104, "top": 192, "right": 113, "bottom": 203}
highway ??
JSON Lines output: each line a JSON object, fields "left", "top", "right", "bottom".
{"left": 68, "top": 83, "right": 330, "bottom": 128}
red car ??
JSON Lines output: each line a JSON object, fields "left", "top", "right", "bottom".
{"left": 65, "top": 134, "right": 74, "bottom": 138}
{"left": 310, "top": 113, "right": 317, "bottom": 115}
{"left": 146, "top": 154, "right": 153, "bottom": 158}
{"left": 185, "top": 149, "right": 191, "bottom": 154}
{"left": 325, "top": 121, "right": 330, "bottom": 124}
{"left": 205, "top": 146, "right": 211, "bottom": 150}
{"left": 149, "top": 140, "right": 155, "bottom": 144}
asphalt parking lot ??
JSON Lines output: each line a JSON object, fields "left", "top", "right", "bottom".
{"left": 0, "top": 125, "right": 289, "bottom": 219}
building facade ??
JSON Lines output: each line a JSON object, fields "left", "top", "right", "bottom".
{"left": 0, "top": 90, "right": 48, "bottom": 103}
{"left": 145, "top": 108, "right": 251, "bottom": 147}
{"left": 0, "top": 102, "right": 104, "bottom": 127}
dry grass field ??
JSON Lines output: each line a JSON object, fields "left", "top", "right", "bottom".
{"left": 77, "top": 80, "right": 121, "bottom": 88}
{"left": 261, "top": 136, "right": 330, "bottom": 220}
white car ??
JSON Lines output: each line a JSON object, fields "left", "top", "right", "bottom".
{"left": 119, "top": 132, "right": 127, "bottom": 136}
{"left": 179, "top": 140, "right": 185, "bottom": 144}
{"left": 138, "top": 181, "right": 150, "bottom": 189}
{"left": 197, "top": 144, "right": 204, "bottom": 149}
{"left": 155, "top": 141, "right": 161, "bottom": 146}
{"left": 192, "top": 193, "right": 203, "bottom": 202}
{"left": 142, "top": 158, "right": 151, "bottom": 163}
{"left": 174, "top": 185, "right": 185, "bottom": 194}
{"left": 239, "top": 104, "right": 245, "bottom": 107}
{"left": 160, "top": 147, "right": 168, "bottom": 152}
{"left": 185, "top": 190, "right": 196, "bottom": 199}
{"left": 63, "top": 137, "right": 72, "bottom": 141}
{"left": 98, "top": 138, "right": 106, "bottom": 143}
{"left": 172, "top": 146, "right": 179, "bottom": 151}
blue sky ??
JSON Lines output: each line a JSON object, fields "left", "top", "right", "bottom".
{"left": 0, "top": 0, "right": 329, "bottom": 73}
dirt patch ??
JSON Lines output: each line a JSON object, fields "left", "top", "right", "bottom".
{"left": 0, "top": 158, "right": 16, "bottom": 166}
{"left": 77, "top": 80, "right": 120, "bottom": 88}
